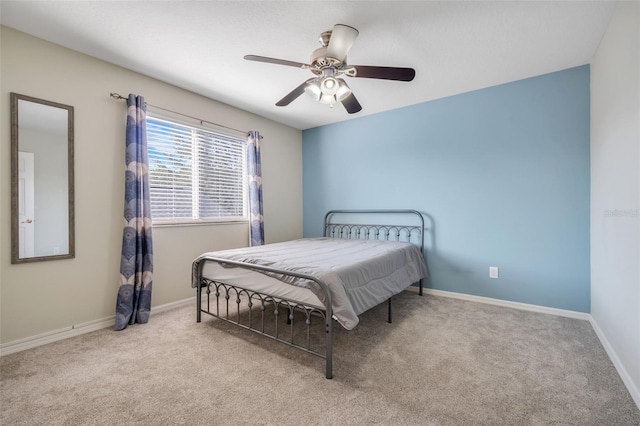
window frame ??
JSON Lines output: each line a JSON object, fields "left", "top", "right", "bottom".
{"left": 146, "top": 112, "right": 249, "bottom": 227}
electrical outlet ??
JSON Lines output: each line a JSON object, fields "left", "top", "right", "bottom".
{"left": 53, "top": 247, "right": 60, "bottom": 255}
{"left": 489, "top": 266, "right": 499, "bottom": 279}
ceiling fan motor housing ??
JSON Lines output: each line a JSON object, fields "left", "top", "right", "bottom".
{"left": 310, "top": 47, "right": 343, "bottom": 73}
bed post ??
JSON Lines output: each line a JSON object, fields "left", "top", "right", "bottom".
{"left": 325, "top": 314, "right": 333, "bottom": 379}
{"left": 196, "top": 281, "right": 202, "bottom": 323}
{"left": 321, "top": 276, "right": 334, "bottom": 380}
{"left": 416, "top": 210, "right": 425, "bottom": 297}
{"left": 196, "top": 258, "right": 204, "bottom": 323}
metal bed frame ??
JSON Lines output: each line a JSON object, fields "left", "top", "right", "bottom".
{"left": 194, "top": 209, "right": 425, "bottom": 379}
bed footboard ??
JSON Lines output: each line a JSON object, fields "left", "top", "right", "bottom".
{"left": 195, "top": 257, "right": 335, "bottom": 379}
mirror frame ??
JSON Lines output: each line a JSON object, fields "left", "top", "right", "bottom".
{"left": 10, "top": 93, "right": 75, "bottom": 264}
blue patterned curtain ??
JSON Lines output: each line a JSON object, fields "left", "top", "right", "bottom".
{"left": 115, "top": 94, "right": 154, "bottom": 331}
{"left": 248, "top": 131, "right": 264, "bottom": 246}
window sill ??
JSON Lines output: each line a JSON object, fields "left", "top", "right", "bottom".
{"left": 152, "top": 220, "right": 249, "bottom": 228}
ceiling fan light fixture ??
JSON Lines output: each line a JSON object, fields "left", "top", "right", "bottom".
{"left": 335, "top": 79, "right": 351, "bottom": 101}
{"left": 320, "top": 76, "right": 339, "bottom": 96}
{"left": 319, "top": 93, "right": 337, "bottom": 105}
{"left": 304, "top": 80, "right": 322, "bottom": 101}
{"left": 306, "top": 75, "right": 348, "bottom": 105}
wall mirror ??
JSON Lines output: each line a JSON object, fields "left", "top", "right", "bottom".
{"left": 11, "top": 93, "right": 74, "bottom": 263}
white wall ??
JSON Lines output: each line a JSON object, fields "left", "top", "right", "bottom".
{"left": 0, "top": 26, "right": 303, "bottom": 344}
{"left": 20, "top": 128, "right": 69, "bottom": 257}
{"left": 590, "top": 1, "right": 640, "bottom": 407}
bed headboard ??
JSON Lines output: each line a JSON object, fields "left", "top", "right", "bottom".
{"left": 323, "top": 209, "right": 424, "bottom": 254}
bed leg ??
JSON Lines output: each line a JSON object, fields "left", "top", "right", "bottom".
{"left": 388, "top": 298, "right": 392, "bottom": 323}
{"left": 326, "top": 318, "right": 333, "bottom": 379}
{"left": 196, "top": 283, "right": 202, "bottom": 323}
{"left": 419, "top": 279, "right": 423, "bottom": 296}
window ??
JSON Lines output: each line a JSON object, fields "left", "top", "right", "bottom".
{"left": 146, "top": 115, "right": 247, "bottom": 224}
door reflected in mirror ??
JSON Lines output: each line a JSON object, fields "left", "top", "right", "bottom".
{"left": 11, "top": 93, "right": 74, "bottom": 263}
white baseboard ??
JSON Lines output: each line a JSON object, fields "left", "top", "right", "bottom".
{"left": 408, "top": 286, "right": 591, "bottom": 320}
{"left": 407, "top": 286, "right": 639, "bottom": 410}
{"left": 589, "top": 316, "right": 640, "bottom": 410}
{"left": 0, "top": 296, "right": 195, "bottom": 357}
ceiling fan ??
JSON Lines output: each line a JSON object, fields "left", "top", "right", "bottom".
{"left": 244, "top": 24, "right": 416, "bottom": 114}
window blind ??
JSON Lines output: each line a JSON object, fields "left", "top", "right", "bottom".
{"left": 147, "top": 116, "right": 247, "bottom": 223}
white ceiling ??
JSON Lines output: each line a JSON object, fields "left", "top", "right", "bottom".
{"left": 18, "top": 99, "right": 69, "bottom": 137}
{"left": 1, "top": 1, "right": 615, "bottom": 130}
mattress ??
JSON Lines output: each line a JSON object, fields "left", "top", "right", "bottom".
{"left": 193, "top": 237, "right": 428, "bottom": 330}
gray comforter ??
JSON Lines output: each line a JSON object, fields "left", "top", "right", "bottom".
{"left": 192, "top": 237, "right": 428, "bottom": 329}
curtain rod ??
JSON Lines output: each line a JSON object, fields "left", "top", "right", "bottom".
{"left": 109, "top": 92, "right": 262, "bottom": 139}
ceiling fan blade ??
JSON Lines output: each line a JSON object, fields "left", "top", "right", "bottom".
{"left": 276, "top": 79, "right": 313, "bottom": 106}
{"left": 341, "top": 92, "right": 362, "bottom": 114}
{"left": 244, "top": 55, "right": 309, "bottom": 69}
{"left": 350, "top": 65, "right": 416, "bottom": 81}
{"left": 326, "top": 24, "right": 359, "bottom": 62}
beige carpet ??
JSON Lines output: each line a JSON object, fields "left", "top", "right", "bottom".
{"left": 1, "top": 291, "right": 638, "bottom": 425}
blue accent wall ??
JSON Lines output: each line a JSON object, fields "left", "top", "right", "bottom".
{"left": 302, "top": 65, "right": 590, "bottom": 312}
